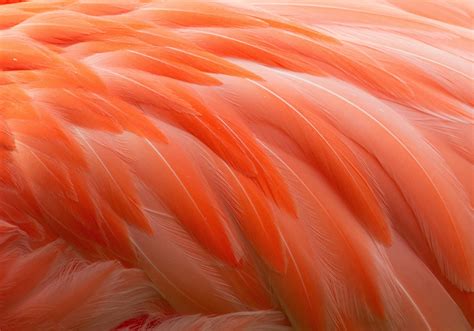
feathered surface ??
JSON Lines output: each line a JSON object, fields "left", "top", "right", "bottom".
{"left": 0, "top": 0, "right": 473, "bottom": 330}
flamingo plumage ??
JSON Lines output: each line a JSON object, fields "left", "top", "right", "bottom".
{"left": 0, "top": 0, "right": 473, "bottom": 330}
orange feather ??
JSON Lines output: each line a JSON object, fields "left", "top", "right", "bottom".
{"left": 0, "top": 1, "right": 472, "bottom": 330}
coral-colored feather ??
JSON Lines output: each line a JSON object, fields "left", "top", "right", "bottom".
{"left": 0, "top": 0, "right": 473, "bottom": 330}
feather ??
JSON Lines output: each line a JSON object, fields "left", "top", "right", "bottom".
{"left": 209, "top": 70, "right": 390, "bottom": 244}
{"left": 124, "top": 129, "right": 241, "bottom": 266}
{"left": 259, "top": 142, "right": 412, "bottom": 330}
{"left": 282, "top": 73, "right": 473, "bottom": 290}
{"left": 387, "top": 234, "right": 471, "bottom": 330}
{"left": 155, "top": 310, "right": 290, "bottom": 331}
{"left": 1, "top": 0, "right": 473, "bottom": 329}
{"left": 0, "top": 223, "right": 160, "bottom": 331}
{"left": 134, "top": 1, "right": 269, "bottom": 28}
